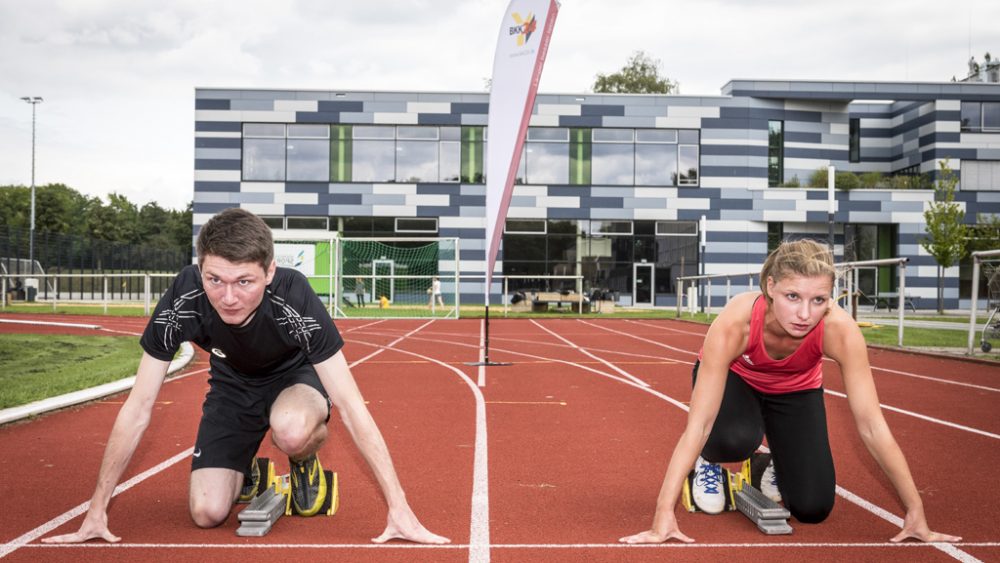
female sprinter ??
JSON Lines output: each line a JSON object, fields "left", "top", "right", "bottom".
{"left": 620, "top": 239, "right": 961, "bottom": 544}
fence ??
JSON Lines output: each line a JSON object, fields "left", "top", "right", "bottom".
{"left": 2, "top": 273, "right": 177, "bottom": 315}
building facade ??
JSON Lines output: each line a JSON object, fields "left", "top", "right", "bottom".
{"left": 193, "top": 80, "right": 1000, "bottom": 308}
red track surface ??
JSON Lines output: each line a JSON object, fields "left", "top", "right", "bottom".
{"left": 0, "top": 313, "right": 997, "bottom": 562}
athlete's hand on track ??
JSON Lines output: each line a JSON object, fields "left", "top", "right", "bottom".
{"left": 41, "top": 511, "right": 121, "bottom": 544}
{"left": 372, "top": 507, "right": 451, "bottom": 544}
{"left": 890, "top": 511, "right": 962, "bottom": 543}
{"left": 619, "top": 512, "right": 694, "bottom": 544}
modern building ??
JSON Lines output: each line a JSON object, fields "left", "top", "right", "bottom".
{"left": 193, "top": 79, "right": 1000, "bottom": 309}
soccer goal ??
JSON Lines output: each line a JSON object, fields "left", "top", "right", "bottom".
{"left": 334, "top": 237, "right": 459, "bottom": 319}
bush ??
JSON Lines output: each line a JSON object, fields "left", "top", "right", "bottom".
{"left": 781, "top": 175, "right": 801, "bottom": 187}
{"left": 808, "top": 168, "right": 828, "bottom": 188}
{"left": 859, "top": 171, "right": 882, "bottom": 189}
{"left": 835, "top": 171, "right": 860, "bottom": 190}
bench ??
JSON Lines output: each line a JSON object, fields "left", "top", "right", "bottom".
{"left": 872, "top": 292, "right": 917, "bottom": 313}
{"left": 531, "top": 291, "right": 589, "bottom": 313}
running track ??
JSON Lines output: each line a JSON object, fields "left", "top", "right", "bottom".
{"left": 0, "top": 313, "right": 997, "bottom": 562}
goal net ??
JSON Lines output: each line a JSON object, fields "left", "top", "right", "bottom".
{"left": 335, "top": 237, "right": 459, "bottom": 319}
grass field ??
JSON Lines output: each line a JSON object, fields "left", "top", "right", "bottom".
{"left": 0, "top": 334, "right": 142, "bottom": 409}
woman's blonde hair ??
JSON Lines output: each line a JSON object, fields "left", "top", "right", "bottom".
{"left": 759, "top": 239, "right": 836, "bottom": 302}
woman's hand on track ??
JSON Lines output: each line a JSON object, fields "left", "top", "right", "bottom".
{"left": 619, "top": 512, "right": 694, "bottom": 544}
{"left": 890, "top": 511, "right": 962, "bottom": 543}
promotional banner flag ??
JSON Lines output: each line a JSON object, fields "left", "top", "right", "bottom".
{"left": 484, "top": 0, "right": 559, "bottom": 296}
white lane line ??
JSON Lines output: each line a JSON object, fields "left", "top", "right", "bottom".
{"left": 626, "top": 318, "right": 1000, "bottom": 393}
{"left": 0, "top": 319, "right": 101, "bottom": 329}
{"left": 824, "top": 389, "right": 1000, "bottom": 440}
{"left": 531, "top": 320, "right": 649, "bottom": 387}
{"left": 19, "top": 541, "right": 1000, "bottom": 549}
{"left": 347, "top": 319, "right": 435, "bottom": 367}
{"left": 351, "top": 340, "right": 489, "bottom": 563}
{"left": 0, "top": 448, "right": 194, "bottom": 559}
{"left": 478, "top": 319, "right": 486, "bottom": 388}
{"left": 583, "top": 320, "right": 1000, "bottom": 441}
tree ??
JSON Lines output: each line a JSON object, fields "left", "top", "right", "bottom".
{"left": 921, "top": 159, "right": 968, "bottom": 313}
{"left": 593, "top": 51, "right": 678, "bottom": 94}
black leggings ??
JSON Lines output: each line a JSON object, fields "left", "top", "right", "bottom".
{"left": 693, "top": 362, "right": 836, "bottom": 523}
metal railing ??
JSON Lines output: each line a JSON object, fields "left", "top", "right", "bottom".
{"left": 2, "top": 273, "right": 177, "bottom": 315}
{"left": 966, "top": 249, "right": 1000, "bottom": 354}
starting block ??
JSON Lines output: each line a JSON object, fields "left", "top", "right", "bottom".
{"left": 681, "top": 453, "right": 792, "bottom": 535}
{"left": 236, "top": 458, "right": 339, "bottom": 537}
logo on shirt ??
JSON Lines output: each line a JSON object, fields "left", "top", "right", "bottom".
{"left": 741, "top": 354, "right": 754, "bottom": 365}
{"left": 211, "top": 348, "right": 227, "bottom": 358}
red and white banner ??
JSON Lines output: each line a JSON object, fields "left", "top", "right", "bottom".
{"left": 484, "top": 0, "right": 559, "bottom": 296}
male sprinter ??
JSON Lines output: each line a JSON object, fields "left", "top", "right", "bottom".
{"left": 43, "top": 208, "right": 449, "bottom": 544}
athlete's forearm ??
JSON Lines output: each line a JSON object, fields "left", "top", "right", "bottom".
{"left": 88, "top": 400, "right": 152, "bottom": 514}
{"left": 339, "top": 402, "right": 408, "bottom": 509}
{"left": 857, "top": 418, "right": 924, "bottom": 513}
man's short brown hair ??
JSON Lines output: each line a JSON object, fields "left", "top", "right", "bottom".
{"left": 195, "top": 208, "right": 274, "bottom": 269}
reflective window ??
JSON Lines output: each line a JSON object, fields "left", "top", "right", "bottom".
{"left": 396, "top": 140, "right": 438, "bottom": 182}
{"left": 962, "top": 102, "right": 982, "bottom": 131}
{"left": 395, "top": 218, "right": 438, "bottom": 232}
{"left": 768, "top": 120, "right": 784, "bottom": 187}
{"left": 591, "top": 220, "right": 633, "bottom": 235}
{"left": 592, "top": 128, "right": 634, "bottom": 142}
{"left": 287, "top": 138, "right": 329, "bottom": 181}
{"left": 635, "top": 144, "right": 677, "bottom": 186}
{"left": 440, "top": 141, "right": 460, "bottom": 182}
{"left": 984, "top": 103, "right": 1000, "bottom": 130}
{"left": 592, "top": 143, "right": 634, "bottom": 185}
{"left": 261, "top": 216, "right": 285, "bottom": 229}
{"left": 354, "top": 126, "right": 395, "bottom": 139}
{"left": 353, "top": 140, "right": 395, "bottom": 182}
{"left": 243, "top": 139, "right": 285, "bottom": 181}
{"left": 849, "top": 118, "right": 861, "bottom": 163}
{"left": 244, "top": 123, "right": 284, "bottom": 137}
{"left": 505, "top": 219, "right": 547, "bottom": 234}
{"left": 526, "top": 142, "right": 568, "bottom": 184}
{"left": 637, "top": 129, "right": 677, "bottom": 143}
{"left": 527, "top": 127, "right": 570, "bottom": 141}
{"left": 678, "top": 145, "right": 699, "bottom": 186}
{"left": 655, "top": 221, "right": 697, "bottom": 236}
{"left": 287, "top": 216, "right": 328, "bottom": 230}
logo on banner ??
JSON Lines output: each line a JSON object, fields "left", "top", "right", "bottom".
{"left": 509, "top": 12, "right": 537, "bottom": 46}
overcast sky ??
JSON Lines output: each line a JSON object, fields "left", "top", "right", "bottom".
{"left": 1, "top": 0, "right": 997, "bottom": 211}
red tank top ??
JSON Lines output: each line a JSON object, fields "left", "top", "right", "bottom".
{"left": 729, "top": 295, "right": 824, "bottom": 394}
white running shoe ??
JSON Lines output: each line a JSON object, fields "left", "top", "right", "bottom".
{"left": 760, "top": 458, "right": 782, "bottom": 503}
{"left": 692, "top": 456, "right": 726, "bottom": 514}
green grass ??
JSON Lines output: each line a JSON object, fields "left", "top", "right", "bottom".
{"left": 0, "top": 334, "right": 142, "bottom": 409}
{"left": 1, "top": 303, "right": 150, "bottom": 316}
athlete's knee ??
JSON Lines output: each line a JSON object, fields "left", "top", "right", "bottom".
{"left": 271, "top": 417, "right": 326, "bottom": 457}
{"left": 788, "top": 492, "right": 834, "bottom": 524}
{"left": 189, "top": 496, "right": 231, "bottom": 528}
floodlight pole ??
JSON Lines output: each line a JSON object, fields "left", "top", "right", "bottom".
{"left": 21, "top": 96, "right": 43, "bottom": 274}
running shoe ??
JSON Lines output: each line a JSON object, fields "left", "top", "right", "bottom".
{"left": 237, "top": 457, "right": 262, "bottom": 503}
{"left": 289, "top": 453, "right": 328, "bottom": 516}
{"left": 760, "top": 458, "right": 782, "bottom": 503}
{"left": 692, "top": 456, "right": 726, "bottom": 514}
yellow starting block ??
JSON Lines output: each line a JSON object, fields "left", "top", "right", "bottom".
{"left": 236, "top": 458, "right": 339, "bottom": 537}
{"left": 681, "top": 453, "right": 792, "bottom": 535}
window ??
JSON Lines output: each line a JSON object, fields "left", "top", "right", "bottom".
{"left": 655, "top": 221, "right": 697, "bottom": 236}
{"left": 330, "top": 125, "right": 352, "bottom": 182}
{"left": 395, "top": 218, "right": 438, "bottom": 233}
{"left": 636, "top": 129, "right": 679, "bottom": 186}
{"left": 985, "top": 103, "right": 1000, "bottom": 131}
{"left": 849, "top": 118, "right": 861, "bottom": 163}
{"left": 525, "top": 128, "right": 569, "bottom": 184}
{"left": 678, "top": 145, "right": 699, "bottom": 186}
{"left": 243, "top": 124, "right": 286, "bottom": 181}
{"left": 261, "top": 216, "right": 285, "bottom": 229}
{"left": 352, "top": 126, "right": 395, "bottom": 182}
{"left": 590, "top": 220, "right": 633, "bottom": 235}
{"left": 287, "top": 125, "right": 329, "bottom": 181}
{"left": 962, "top": 161, "right": 1000, "bottom": 191}
{"left": 767, "top": 223, "right": 784, "bottom": 253}
{"left": 505, "top": 219, "right": 547, "bottom": 234}
{"left": 961, "top": 102, "right": 981, "bottom": 132}
{"left": 569, "top": 128, "right": 591, "bottom": 185}
{"left": 440, "top": 127, "right": 460, "bottom": 182}
{"left": 396, "top": 127, "right": 439, "bottom": 182}
{"left": 768, "top": 120, "right": 784, "bottom": 187}
{"left": 592, "top": 129, "right": 635, "bottom": 185}
{"left": 287, "top": 216, "right": 328, "bottom": 230}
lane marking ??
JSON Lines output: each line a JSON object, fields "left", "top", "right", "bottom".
{"left": 18, "top": 541, "right": 1000, "bottom": 549}
{"left": 486, "top": 401, "right": 567, "bottom": 406}
{"left": 531, "top": 320, "right": 649, "bottom": 387}
{"left": 0, "top": 448, "right": 194, "bottom": 559}
{"left": 351, "top": 339, "right": 489, "bottom": 563}
{"left": 824, "top": 389, "right": 1000, "bottom": 440}
{"left": 0, "top": 319, "right": 101, "bottom": 329}
{"left": 478, "top": 319, "right": 486, "bottom": 388}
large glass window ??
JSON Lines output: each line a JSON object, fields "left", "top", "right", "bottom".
{"left": 592, "top": 129, "right": 634, "bottom": 185}
{"left": 768, "top": 120, "right": 784, "bottom": 187}
{"left": 525, "top": 128, "right": 569, "bottom": 184}
{"left": 287, "top": 125, "right": 330, "bottom": 181}
{"left": 243, "top": 124, "right": 286, "bottom": 181}
{"left": 396, "top": 126, "right": 439, "bottom": 182}
{"left": 984, "top": 102, "right": 1000, "bottom": 131}
{"left": 636, "top": 129, "right": 679, "bottom": 186}
{"left": 678, "top": 145, "right": 699, "bottom": 186}
{"left": 961, "top": 102, "right": 981, "bottom": 132}
{"left": 353, "top": 126, "right": 395, "bottom": 182}
{"left": 439, "top": 127, "right": 460, "bottom": 182}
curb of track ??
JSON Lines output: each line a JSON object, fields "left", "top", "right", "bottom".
{"left": 0, "top": 341, "right": 195, "bottom": 426}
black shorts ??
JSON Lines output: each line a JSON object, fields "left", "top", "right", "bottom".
{"left": 191, "top": 363, "right": 331, "bottom": 474}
